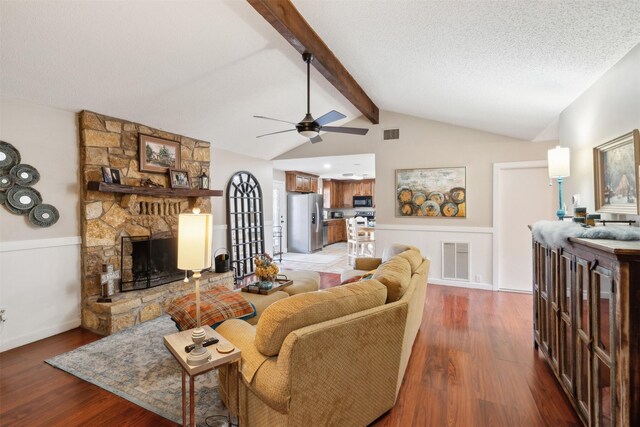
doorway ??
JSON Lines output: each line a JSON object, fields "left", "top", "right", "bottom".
{"left": 493, "top": 161, "right": 555, "bottom": 292}
{"left": 273, "top": 180, "right": 287, "bottom": 255}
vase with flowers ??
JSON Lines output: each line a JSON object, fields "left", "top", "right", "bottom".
{"left": 254, "top": 253, "right": 279, "bottom": 290}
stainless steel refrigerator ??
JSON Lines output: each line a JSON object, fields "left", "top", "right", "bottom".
{"left": 287, "top": 193, "right": 323, "bottom": 253}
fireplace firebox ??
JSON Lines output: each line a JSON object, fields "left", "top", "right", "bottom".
{"left": 120, "top": 236, "right": 189, "bottom": 291}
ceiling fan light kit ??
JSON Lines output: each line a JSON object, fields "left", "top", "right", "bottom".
{"left": 254, "top": 52, "right": 369, "bottom": 143}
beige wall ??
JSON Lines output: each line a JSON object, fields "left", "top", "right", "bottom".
{"left": 210, "top": 147, "right": 274, "bottom": 252}
{"left": 559, "top": 42, "right": 640, "bottom": 222}
{"left": 0, "top": 98, "right": 80, "bottom": 241}
{"left": 278, "top": 110, "right": 555, "bottom": 227}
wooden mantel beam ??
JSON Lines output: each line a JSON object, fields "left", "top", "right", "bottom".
{"left": 247, "top": 0, "right": 379, "bottom": 124}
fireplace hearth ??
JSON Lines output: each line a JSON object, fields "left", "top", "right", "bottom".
{"left": 79, "top": 110, "right": 222, "bottom": 335}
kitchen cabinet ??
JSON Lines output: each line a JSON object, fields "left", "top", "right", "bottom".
{"left": 327, "top": 219, "right": 347, "bottom": 244}
{"left": 286, "top": 171, "right": 318, "bottom": 193}
{"left": 342, "top": 181, "right": 354, "bottom": 208}
{"left": 322, "top": 179, "right": 376, "bottom": 208}
{"left": 532, "top": 235, "right": 640, "bottom": 426}
{"left": 353, "top": 179, "right": 374, "bottom": 197}
{"left": 322, "top": 179, "right": 343, "bottom": 209}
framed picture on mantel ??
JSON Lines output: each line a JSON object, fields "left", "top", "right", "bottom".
{"left": 139, "top": 134, "right": 180, "bottom": 173}
{"left": 594, "top": 129, "right": 640, "bottom": 215}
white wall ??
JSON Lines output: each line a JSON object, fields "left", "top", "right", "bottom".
{"left": 278, "top": 110, "right": 556, "bottom": 288}
{"left": 559, "top": 42, "right": 640, "bottom": 223}
{"left": 0, "top": 98, "right": 81, "bottom": 351}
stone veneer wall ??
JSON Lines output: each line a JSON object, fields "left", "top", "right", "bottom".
{"left": 79, "top": 110, "right": 227, "bottom": 335}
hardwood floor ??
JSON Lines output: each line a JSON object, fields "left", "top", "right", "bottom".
{"left": 372, "top": 285, "right": 580, "bottom": 427}
{"left": 0, "top": 277, "right": 580, "bottom": 426}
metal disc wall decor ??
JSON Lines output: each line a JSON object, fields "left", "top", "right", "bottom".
{"left": 29, "top": 203, "right": 60, "bottom": 227}
{"left": 10, "top": 164, "right": 40, "bottom": 186}
{"left": 0, "top": 141, "right": 60, "bottom": 227}
{"left": 6, "top": 185, "right": 42, "bottom": 214}
{"left": 0, "top": 141, "right": 21, "bottom": 173}
{"left": 0, "top": 174, "right": 13, "bottom": 189}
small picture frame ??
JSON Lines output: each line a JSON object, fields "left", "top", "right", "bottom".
{"left": 111, "top": 168, "right": 121, "bottom": 185}
{"left": 169, "top": 169, "right": 190, "bottom": 189}
{"left": 102, "top": 166, "right": 113, "bottom": 184}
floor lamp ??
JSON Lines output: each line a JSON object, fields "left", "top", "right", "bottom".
{"left": 548, "top": 146, "right": 571, "bottom": 220}
{"left": 177, "top": 210, "right": 213, "bottom": 366}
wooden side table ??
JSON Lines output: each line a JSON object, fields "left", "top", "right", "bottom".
{"left": 164, "top": 326, "right": 241, "bottom": 427}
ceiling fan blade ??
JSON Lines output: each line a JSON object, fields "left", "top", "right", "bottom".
{"left": 256, "top": 129, "right": 296, "bottom": 138}
{"left": 310, "top": 135, "right": 323, "bottom": 144}
{"left": 315, "top": 110, "right": 346, "bottom": 126}
{"left": 253, "top": 115, "right": 297, "bottom": 125}
{"left": 320, "top": 126, "right": 369, "bottom": 135}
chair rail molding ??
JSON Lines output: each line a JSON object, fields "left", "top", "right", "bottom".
{"left": 0, "top": 236, "right": 82, "bottom": 252}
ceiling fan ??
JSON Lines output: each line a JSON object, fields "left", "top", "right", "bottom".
{"left": 254, "top": 53, "right": 369, "bottom": 144}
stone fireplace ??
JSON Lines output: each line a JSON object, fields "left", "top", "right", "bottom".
{"left": 79, "top": 111, "right": 232, "bottom": 335}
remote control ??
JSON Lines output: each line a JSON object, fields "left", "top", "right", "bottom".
{"left": 185, "top": 337, "right": 219, "bottom": 353}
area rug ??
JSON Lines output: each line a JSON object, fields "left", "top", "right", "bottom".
{"left": 46, "top": 315, "right": 228, "bottom": 426}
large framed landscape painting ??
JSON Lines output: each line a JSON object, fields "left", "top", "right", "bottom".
{"left": 395, "top": 167, "right": 466, "bottom": 217}
{"left": 594, "top": 129, "right": 640, "bottom": 215}
{"left": 139, "top": 134, "right": 180, "bottom": 173}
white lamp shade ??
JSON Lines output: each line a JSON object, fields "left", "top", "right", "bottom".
{"left": 548, "top": 146, "right": 571, "bottom": 178}
{"left": 177, "top": 213, "right": 213, "bottom": 271}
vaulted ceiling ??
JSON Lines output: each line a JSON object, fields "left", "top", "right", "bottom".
{"left": 2, "top": 1, "right": 640, "bottom": 161}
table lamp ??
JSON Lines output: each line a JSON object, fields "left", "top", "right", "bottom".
{"left": 177, "top": 210, "right": 213, "bottom": 366}
{"left": 548, "top": 146, "right": 571, "bottom": 220}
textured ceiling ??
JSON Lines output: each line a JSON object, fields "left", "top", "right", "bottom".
{"left": 2, "top": 1, "right": 640, "bottom": 162}
{"left": 294, "top": 0, "right": 640, "bottom": 141}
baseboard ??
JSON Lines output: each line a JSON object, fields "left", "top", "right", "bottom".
{"left": 428, "top": 278, "right": 493, "bottom": 291}
{"left": 0, "top": 318, "right": 81, "bottom": 352}
{"left": 498, "top": 288, "right": 532, "bottom": 294}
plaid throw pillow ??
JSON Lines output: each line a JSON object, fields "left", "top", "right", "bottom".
{"left": 166, "top": 285, "right": 255, "bottom": 331}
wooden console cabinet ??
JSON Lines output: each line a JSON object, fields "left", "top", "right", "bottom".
{"left": 532, "top": 236, "right": 640, "bottom": 426}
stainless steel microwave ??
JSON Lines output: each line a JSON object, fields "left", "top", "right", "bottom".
{"left": 353, "top": 196, "right": 373, "bottom": 207}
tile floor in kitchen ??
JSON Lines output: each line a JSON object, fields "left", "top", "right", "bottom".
{"left": 276, "top": 242, "right": 350, "bottom": 274}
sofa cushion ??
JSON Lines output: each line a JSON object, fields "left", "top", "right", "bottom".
{"left": 373, "top": 256, "right": 412, "bottom": 303}
{"left": 255, "top": 280, "right": 387, "bottom": 356}
{"left": 397, "top": 249, "right": 423, "bottom": 273}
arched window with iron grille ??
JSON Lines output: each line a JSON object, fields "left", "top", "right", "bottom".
{"left": 226, "top": 171, "right": 264, "bottom": 280}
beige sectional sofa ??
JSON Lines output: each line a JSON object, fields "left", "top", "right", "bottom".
{"left": 216, "top": 246, "right": 430, "bottom": 426}
{"left": 240, "top": 270, "right": 321, "bottom": 325}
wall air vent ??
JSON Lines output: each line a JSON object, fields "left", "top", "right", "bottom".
{"left": 442, "top": 241, "right": 470, "bottom": 281}
{"left": 383, "top": 128, "right": 400, "bottom": 141}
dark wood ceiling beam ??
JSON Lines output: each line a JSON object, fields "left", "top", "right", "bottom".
{"left": 247, "top": 0, "right": 379, "bottom": 124}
